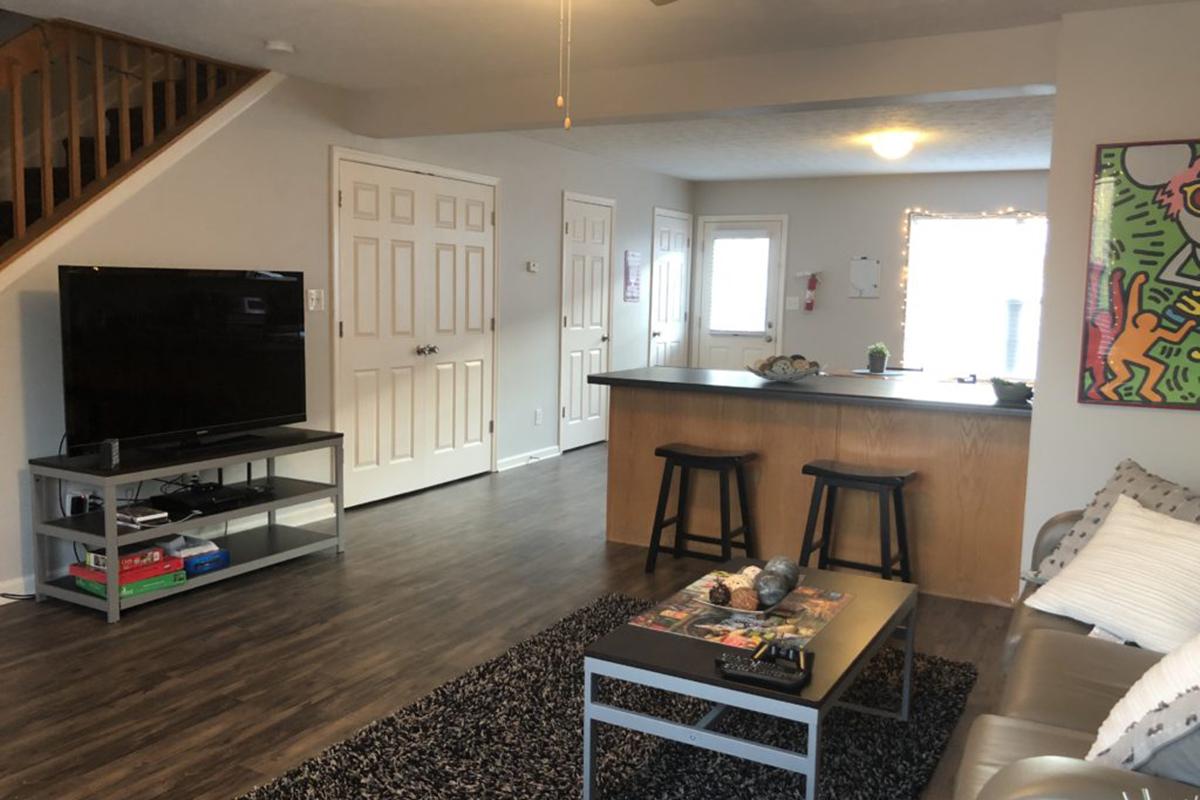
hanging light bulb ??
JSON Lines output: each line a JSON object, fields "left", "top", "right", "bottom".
{"left": 564, "top": 116, "right": 572, "bottom": 130}
{"left": 555, "top": 0, "right": 565, "bottom": 109}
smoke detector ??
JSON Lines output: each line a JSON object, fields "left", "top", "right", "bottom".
{"left": 263, "top": 40, "right": 295, "bottom": 54}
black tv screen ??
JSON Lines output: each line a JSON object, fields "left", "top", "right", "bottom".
{"left": 59, "top": 266, "right": 306, "bottom": 452}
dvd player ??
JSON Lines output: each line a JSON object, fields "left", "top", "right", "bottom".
{"left": 153, "top": 484, "right": 271, "bottom": 516}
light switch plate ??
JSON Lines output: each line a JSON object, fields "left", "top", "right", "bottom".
{"left": 307, "top": 289, "right": 326, "bottom": 311}
{"left": 785, "top": 295, "right": 801, "bottom": 311}
{"left": 526, "top": 261, "right": 540, "bottom": 273}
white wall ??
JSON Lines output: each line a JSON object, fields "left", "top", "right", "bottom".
{"left": 0, "top": 76, "right": 690, "bottom": 591}
{"left": 693, "top": 171, "right": 1049, "bottom": 370}
{"left": 1023, "top": 1, "right": 1200, "bottom": 568}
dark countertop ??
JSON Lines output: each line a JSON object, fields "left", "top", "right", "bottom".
{"left": 588, "top": 367, "right": 1032, "bottom": 418}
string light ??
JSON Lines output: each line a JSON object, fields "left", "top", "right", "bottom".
{"left": 897, "top": 207, "right": 1045, "bottom": 331}
{"left": 555, "top": 0, "right": 574, "bottom": 130}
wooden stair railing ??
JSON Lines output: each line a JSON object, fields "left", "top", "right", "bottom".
{"left": 0, "top": 19, "right": 264, "bottom": 267}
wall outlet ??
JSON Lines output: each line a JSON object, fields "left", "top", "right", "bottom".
{"left": 534, "top": 408, "right": 544, "bottom": 425}
{"left": 307, "top": 289, "right": 326, "bottom": 311}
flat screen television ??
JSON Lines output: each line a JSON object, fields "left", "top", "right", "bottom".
{"left": 59, "top": 265, "right": 307, "bottom": 454}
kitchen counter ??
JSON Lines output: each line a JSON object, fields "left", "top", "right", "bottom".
{"left": 590, "top": 367, "right": 1031, "bottom": 606}
{"left": 589, "top": 367, "right": 1031, "bottom": 417}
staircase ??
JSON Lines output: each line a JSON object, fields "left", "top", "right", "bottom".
{"left": 0, "top": 19, "right": 262, "bottom": 265}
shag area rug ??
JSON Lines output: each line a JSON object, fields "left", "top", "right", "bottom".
{"left": 242, "top": 594, "right": 976, "bottom": 800}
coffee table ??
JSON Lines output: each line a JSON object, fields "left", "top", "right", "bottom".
{"left": 582, "top": 562, "right": 917, "bottom": 800}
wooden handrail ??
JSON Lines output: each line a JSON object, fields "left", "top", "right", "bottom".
{"left": 0, "top": 17, "right": 264, "bottom": 268}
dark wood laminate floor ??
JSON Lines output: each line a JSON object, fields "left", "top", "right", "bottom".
{"left": 0, "top": 445, "right": 1010, "bottom": 800}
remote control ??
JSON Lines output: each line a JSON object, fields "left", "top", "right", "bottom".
{"left": 716, "top": 646, "right": 813, "bottom": 692}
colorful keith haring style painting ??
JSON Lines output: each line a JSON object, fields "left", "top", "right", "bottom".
{"left": 1081, "top": 141, "right": 1200, "bottom": 408}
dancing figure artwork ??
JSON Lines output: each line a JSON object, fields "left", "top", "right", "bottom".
{"left": 1081, "top": 141, "right": 1200, "bottom": 408}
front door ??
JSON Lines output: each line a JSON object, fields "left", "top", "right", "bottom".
{"left": 649, "top": 208, "right": 692, "bottom": 367}
{"left": 337, "top": 158, "right": 495, "bottom": 506}
{"left": 694, "top": 216, "right": 786, "bottom": 369}
{"left": 560, "top": 194, "right": 613, "bottom": 452}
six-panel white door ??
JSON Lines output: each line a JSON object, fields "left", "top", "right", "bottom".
{"left": 559, "top": 195, "right": 613, "bottom": 452}
{"left": 337, "top": 160, "right": 494, "bottom": 507}
{"left": 695, "top": 217, "right": 786, "bottom": 370}
{"left": 649, "top": 208, "right": 692, "bottom": 367}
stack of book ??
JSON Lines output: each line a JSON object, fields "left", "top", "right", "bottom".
{"left": 70, "top": 546, "right": 186, "bottom": 599}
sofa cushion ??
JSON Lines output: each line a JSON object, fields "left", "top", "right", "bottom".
{"left": 1089, "top": 632, "right": 1200, "bottom": 788}
{"left": 1002, "top": 586, "right": 1092, "bottom": 666}
{"left": 999, "top": 628, "right": 1162, "bottom": 734}
{"left": 975, "top": 755, "right": 1199, "bottom": 800}
{"left": 954, "top": 715, "right": 1092, "bottom": 800}
{"left": 1026, "top": 495, "right": 1200, "bottom": 653}
{"left": 1034, "top": 459, "right": 1200, "bottom": 581}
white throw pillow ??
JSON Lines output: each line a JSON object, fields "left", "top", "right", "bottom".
{"left": 1026, "top": 495, "right": 1200, "bottom": 653}
{"left": 1088, "top": 632, "right": 1200, "bottom": 788}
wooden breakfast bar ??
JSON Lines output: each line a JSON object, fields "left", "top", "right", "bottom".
{"left": 589, "top": 367, "right": 1032, "bottom": 607}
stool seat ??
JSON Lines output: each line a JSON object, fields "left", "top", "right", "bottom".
{"left": 801, "top": 459, "right": 914, "bottom": 487}
{"left": 654, "top": 443, "right": 758, "bottom": 468}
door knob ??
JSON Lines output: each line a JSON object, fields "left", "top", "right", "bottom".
{"left": 765, "top": 335, "right": 774, "bottom": 343}
{"left": 415, "top": 345, "right": 428, "bottom": 356}
{"left": 651, "top": 331, "right": 661, "bottom": 337}
{"left": 429, "top": 344, "right": 440, "bottom": 354}
{"left": 601, "top": 335, "right": 610, "bottom": 342}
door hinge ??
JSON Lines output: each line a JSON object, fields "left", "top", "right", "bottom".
{"left": 491, "top": 210, "right": 496, "bottom": 226}
{"left": 337, "top": 189, "right": 343, "bottom": 208}
{"left": 561, "top": 406, "right": 566, "bottom": 418}
{"left": 563, "top": 315, "right": 567, "bottom": 328}
{"left": 488, "top": 420, "right": 494, "bottom": 434}
{"left": 338, "top": 321, "right": 344, "bottom": 338}
{"left": 490, "top": 317, "right": 495, "bottom": 332}
{"left": 564, "top": 221, "right": 570, "bottom": 236}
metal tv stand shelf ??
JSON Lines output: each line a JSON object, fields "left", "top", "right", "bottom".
{"left": 28, "top": 427, "right": 344, "bottom": 623}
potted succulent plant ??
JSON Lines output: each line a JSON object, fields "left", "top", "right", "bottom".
{"left": 867, "top": 342, "right": 890, "bottom": 374}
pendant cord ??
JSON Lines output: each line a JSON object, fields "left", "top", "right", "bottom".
{"left": 565, "top": 0, "right": 573, "bottom": 125}
{"left": 557, "top": 0, "right": 564, "bottom": 105}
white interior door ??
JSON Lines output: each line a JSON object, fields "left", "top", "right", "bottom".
{"left": 649, "top": 208, "right": 691, "bottom": 367}
{"left": 560, "top": 194, "right": 613, "bottom": 452}
{"left": 337, "top": 158, "right": 494, "bottom": 507}
{"left": 694, "top": 216, "right": 786, "bottom": 369}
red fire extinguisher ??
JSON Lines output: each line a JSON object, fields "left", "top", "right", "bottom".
{"left": 804, "top": 273, "right": 820, "bottom": 312}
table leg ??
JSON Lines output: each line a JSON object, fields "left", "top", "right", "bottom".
{"left": 30, "top": 473, "right": 45, "bottom": 601}
{"left": 103, "top": 483, "right": 119, "bottom": 624}
{"left": 899, "top": 605, "right": 916, "bottom": 722}
{"left": 805, "top": 715, "right": 820, "bottom": 800}
{"left": 267, "top": 456, "right": 277, "bottom": 527}
{"left": 582, "top": 664, "right": 598, "bottom": 800}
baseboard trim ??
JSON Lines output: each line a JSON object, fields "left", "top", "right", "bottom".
{"left": 0, "top": 573, "right": 34, "bottom": 604}
{"left": 496, "top": 446, "right": 561, "bottom": 472}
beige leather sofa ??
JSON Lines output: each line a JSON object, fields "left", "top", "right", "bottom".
{"left": 954, "top": 511, "right": 1199, "bottom": 800}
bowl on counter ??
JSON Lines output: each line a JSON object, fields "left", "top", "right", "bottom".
{"left": 991, "top": 377, "right": 1033, "bottom": 405}
{"left": 747, "top": 355, "right": 821, "bottom": 383}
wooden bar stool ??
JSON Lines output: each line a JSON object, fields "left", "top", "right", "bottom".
{"left": 798, "top": 459, "right": 915, "bottom": 582}
{"left": 645, "top": 443, "right": 758, "bottom": 573}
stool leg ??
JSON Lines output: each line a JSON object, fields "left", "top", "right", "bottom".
{"left": 893, "top": 486, "right": 912, "bottom": 582}
{"left": 673, "top": 466, "right": 691, "bottom": 559}
{"left": 878, "top": 488, "right": 893, "bottom": 580}
{"left": 719, "top": 468, "right": 732, "bottom": 562}
{"left": 734, "top": 463, "right": 756, "bottom": 558}
{"left": 645, "top": 461, "right": 675, "bottom": 573}
{"left": 799, "top": 477, "right": 824, "bottom": 566}
{"left": 818, "top": 484, "right": 838, "bottom": 569}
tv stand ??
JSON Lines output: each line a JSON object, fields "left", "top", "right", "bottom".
{"left": 28, "top": 427, "right": 344, "bottom": 623}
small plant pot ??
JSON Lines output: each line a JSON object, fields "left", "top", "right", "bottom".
{"left": 867, "top": 353, "right": 888, "bottom": 373}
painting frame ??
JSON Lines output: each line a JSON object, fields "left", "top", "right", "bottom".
{"left": 1078, "top": 138, "right": 1200, "bottom": 410}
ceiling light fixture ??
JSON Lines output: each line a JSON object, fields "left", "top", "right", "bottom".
{"left": 264, "top": 39, "right": 295, "bottom": 54}
{"left": 556, "top": 0, "right": 573, "bottom": 129}
{"left": 862, "top": 130, "right": 921, "bottom": 160}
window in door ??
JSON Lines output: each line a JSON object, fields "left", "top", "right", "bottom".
{"left": 902, "top": 212, "right": 1048, "bottom": 379}
{"left": 709, "top": 236, "right": 771, "bottom": 333}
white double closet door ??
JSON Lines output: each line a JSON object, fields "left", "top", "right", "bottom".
{"left": 337, "top": 159, "right": 495, "bottom": 507}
